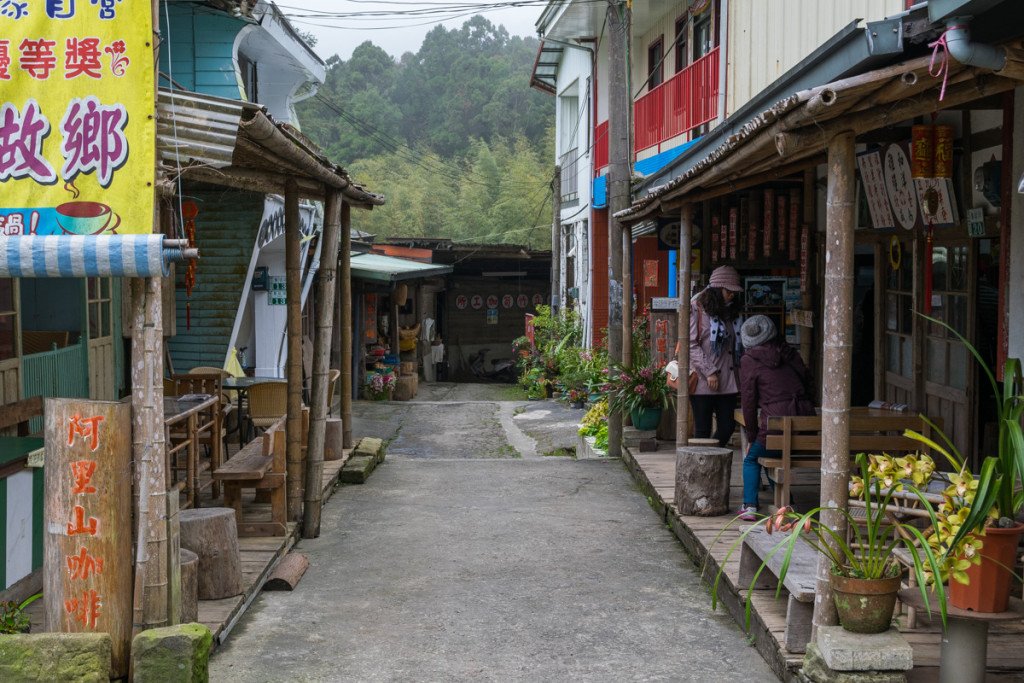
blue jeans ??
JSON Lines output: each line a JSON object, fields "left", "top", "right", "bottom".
{"left": 743, "top": 441, "right": 779, "bottom": 507}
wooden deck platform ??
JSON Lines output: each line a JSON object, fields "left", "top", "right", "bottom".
{"left": 26, "top": 435, "right": 352, "bottom": 652}
{"left": 621, "top": 440, "right": 1024, "bottom": 682}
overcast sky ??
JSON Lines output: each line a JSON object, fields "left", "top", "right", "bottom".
{"left": 276, "top": 1, "right": 544, "bottom": 62}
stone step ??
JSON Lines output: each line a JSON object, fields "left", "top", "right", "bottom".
{"left": 339, "top": 455, "right": 376, "bottom": 484}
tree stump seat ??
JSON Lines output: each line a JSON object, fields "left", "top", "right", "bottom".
{"left": 179, "top": 507, "right": 243, "bottom": 600}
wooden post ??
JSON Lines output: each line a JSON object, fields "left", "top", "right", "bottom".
{"left": 605, "top": 0, "right": 629, "bottom": 457}
{"left": 285, "top": 179, "right": 303, "bottom": 521}
{"left": 339, "top": 202, "right": 353, "bottom": 449}
{"left": 129, "top": 276, "right": 174, "bottom": 638}
{"left": 813, "top": 130, "right": 856, "bottom": 638}
{"left": 44, "top": 399, "right": 133, "bottom": 678}
{"left": 675, "top": 202, "right": 693, "bottom": 444}
{"left": 303, "top": 190, "right": 343, "bottom": 538}
{"left": 552, "top": 165, "right": 562, "bottom": 312}
{"left": 622, "top": 219, "right": 633, "bottom": 366}
{"left": 800, "top": 170, "right": 816, "bottom": 373}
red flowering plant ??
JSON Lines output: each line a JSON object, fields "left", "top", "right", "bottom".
{"left": 604, "top": 358, "right": 672, "bottom": 415}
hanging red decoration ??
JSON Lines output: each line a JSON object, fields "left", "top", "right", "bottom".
{"left": 181, "top": 201, "right": 199, "bottom": 330}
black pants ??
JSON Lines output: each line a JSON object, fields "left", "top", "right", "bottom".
{"left": 689, "top": 393, "right": 737, "bottom": 447}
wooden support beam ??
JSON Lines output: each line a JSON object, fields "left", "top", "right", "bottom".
{"left": 340, "top": 203, "right": 353, "bottom": 449}
{"left": 303, "top": 190, "right": 343, "bottom": 538}
{"left": 675, "top": 202, "right": 692, "bottom": 446}
{"left": 285, "top": 179, "right": 304, "bottom": 521}
{"left": 812, "top": 130, "right": 856, "bottom": 639}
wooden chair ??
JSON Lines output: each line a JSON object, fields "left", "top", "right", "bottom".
{"left": 189, "top": 366, "right": 241, "bottom": 447}
{"left": 169, "top": 373, "right": 228, "bottom": 499}
{"left": 327, "top": 368, "right": 341, "bottom": 417}
{"left": 246, "top": 381, "right": 289, "bottom": 439}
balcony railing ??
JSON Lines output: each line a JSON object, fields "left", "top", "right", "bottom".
{"left": 634, "top": 46, "right": 719, "bottom": 153}
{"left": 560, "top": 149, "right": 579, "bottom": 203}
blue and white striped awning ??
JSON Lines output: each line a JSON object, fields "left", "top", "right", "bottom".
{"left": 0, "top": 235, "right": 186, "bottom": 278}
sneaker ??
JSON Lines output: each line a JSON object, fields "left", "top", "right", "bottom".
{"left": 737, "top": 505, "right": 758, "bottom": 521}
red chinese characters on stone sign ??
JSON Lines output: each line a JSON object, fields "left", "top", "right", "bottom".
{"left": 67, "top": 546, "right": 104, "bottom": 580}
{"left": 67, "top": 504, "right": 99, "bottom": 536}
{"left": 70, "top": 459, "right": 98, "bottom": 494}
{"left": 68, "top": 413, "right": 104, "bottom": 451}
{"left": 65, "top": 588, "right": 102, "bottom": 629}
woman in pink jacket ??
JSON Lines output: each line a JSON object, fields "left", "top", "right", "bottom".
{"left": 688, "top": 265, "right": 745, "bottom": 447}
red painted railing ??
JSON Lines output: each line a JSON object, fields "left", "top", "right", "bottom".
{"left": 634, "top": 46, "right": 719, "bottom": 153}
{"left": 594, "top": 120, "right": 609, "bottom": 172}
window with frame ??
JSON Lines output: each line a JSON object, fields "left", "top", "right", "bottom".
{"left": 674, "top": 16, "right": 688, "bottom": 73}
{"left": 693, "top": 10, "right": 713, "bottom": 60}
{"left": 884, "top": 248, "right": 914, "bottom": 378}
{"left": 648, "top": 38, "right": 664, "bottom": 89}
{"left": 924, "top": 245, "right": 969, "bottom": 389}
{"left": 87, "top": 277, "right": 111, "bottom": 340}
{"left": 0, "top": 279, "right": 16, "bottom": 361}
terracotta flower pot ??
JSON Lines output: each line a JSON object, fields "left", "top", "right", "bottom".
{"left": 831, "top": 570, "right": 901, "bottom": 633}
{"left": 949, "top": 522, "right": 1024, "bottom": 613}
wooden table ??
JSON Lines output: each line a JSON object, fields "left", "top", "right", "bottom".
{"left": 164, "top": 395, "right": 220, "bottom": 509}
{"left": 900, "top": 587, "right": 1024, "bottom": 683}
{"left": 222, "top": 377, "right": 285, "bottom": 447}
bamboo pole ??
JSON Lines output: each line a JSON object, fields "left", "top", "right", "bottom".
{"left": 303, "top": 190, "right": 342, "bottom": 538}
{"left": 130, "top": 275, "right": 173, "bottom": 634}
{"left": 675, "top": 202, "right": 692, "bottom": 446}
{"left": 339, "top": 202, "right": 353, "bottom": 449}
{"left": 812, "top": 131, "right": 856, "bottom": 639}
{"left": 622, "top": 220, "right": 632, "bottom": 366}
{"left": 285, "top": 179, "right": 304, "bottom": 521}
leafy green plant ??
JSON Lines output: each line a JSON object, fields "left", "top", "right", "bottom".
{"left": 0, "top": 593, "right": 41, "bottom": 634}
{"left": 712, "top": 452, "right": 951, "bottom": 630}
{"left": 903, "top": 312, "right": 1024, "bottom": 582}
{"left": 605, "top": 361, "right": 673, "bottom": 415}
{"left": 578, "top": 399, "right": 608, "bottom": 437}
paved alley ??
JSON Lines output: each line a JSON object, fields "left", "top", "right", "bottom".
{"left": 209, "top": 385, "right": 776, "bottom": 682}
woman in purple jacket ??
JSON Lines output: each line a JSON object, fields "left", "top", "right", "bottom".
{"left": 737, "top": 315, "right": 815, "bottom": 520}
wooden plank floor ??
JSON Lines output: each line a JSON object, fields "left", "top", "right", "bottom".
{"left": 622, "top": 441, "right": 1024, "bottom": 681}
{"left": 24, "top": 433, "right": 352, "bottom": 652}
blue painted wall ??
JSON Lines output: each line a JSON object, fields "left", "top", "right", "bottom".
{"left": 159, "top": 3, "right": 244, "bottom": 99}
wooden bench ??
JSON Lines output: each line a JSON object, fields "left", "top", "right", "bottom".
{"left": 738, "top": 525, "right": 818, "bottom": 654}
{"left": 212, "top": 408, "right": 307, "bottom": 537}
{"left": 761, "top": 413, "right": 939, "bottom": 510}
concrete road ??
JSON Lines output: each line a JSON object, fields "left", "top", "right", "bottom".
{"left": 209, "top": 384, "right": 776, "bottom": 682}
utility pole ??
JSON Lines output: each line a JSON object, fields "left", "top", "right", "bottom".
{"left": 552, "top": 166, "right": 562, "bottom": 312}
{"left": 606, "top": 0, "right": 629, "bottom": 457}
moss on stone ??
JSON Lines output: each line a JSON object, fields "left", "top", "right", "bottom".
{"left": 132, "top": 623, "right": 212, "bottom": 683}
{"left": 0, "top": 632, "right": 111, "bottom": 682}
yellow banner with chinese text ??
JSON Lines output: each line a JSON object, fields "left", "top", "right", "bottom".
{"left": 1, "top": 0, "right": 155, "bottom": 236}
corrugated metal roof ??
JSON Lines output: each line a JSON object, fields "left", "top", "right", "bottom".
{"left": 157, "top": 89, "right": 262, "bottom": 168}
{"left": 156, "top": 87, "right": 385, "bottom": 208}
{"left": 349, "top": 253, "right": 453, "bottom": 283}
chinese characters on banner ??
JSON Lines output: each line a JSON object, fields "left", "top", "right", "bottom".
{"left": 44, "top": 399, "right": 132, "bottom": 677}
{"left": 1, "top": 1, "right": 154, "bottom": 236}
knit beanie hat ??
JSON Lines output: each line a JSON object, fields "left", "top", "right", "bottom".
{"left": 708, "top": 265, "right": 743, "bottom": 292}
{"left": 741, "top": 315, "right": 776, "bottom": 349}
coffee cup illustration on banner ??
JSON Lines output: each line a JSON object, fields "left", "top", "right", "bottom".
{"left": 55, "top": 201, "right": 121, "bottom": 235}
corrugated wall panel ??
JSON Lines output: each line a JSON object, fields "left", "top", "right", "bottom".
{"left": 166, "top": 185, "right": 264, "bottom": 371}
{"left": 21, "top": 343, "right": 89, "bottom": 433}
{"left": 726, "top": 0, "right": 903, "bottom": 116}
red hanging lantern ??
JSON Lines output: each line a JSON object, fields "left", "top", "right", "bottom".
{"left": 181, "top": 202, "right": 199, "bottom": 329}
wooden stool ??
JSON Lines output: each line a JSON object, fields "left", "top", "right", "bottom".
{"left": 179, "top": 507, "right": 243, "bottom": 600}
{"left": 675, "top": 446, "right": 734, "bottom": 516}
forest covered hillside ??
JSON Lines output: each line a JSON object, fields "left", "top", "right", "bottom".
{"left": 297, "top": 17, "right": 556, "bottom": 248}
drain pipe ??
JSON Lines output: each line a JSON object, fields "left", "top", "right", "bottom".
{"left": 943, "top": 18, "right": 1006, "bottom": 71}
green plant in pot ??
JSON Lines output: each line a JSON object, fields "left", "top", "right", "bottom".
{"left": 903, "top": 314, "right": 1024, "bottom": 612}
{"left": 712, "top": 452, "right": 950, "bottom": 634}
{"left": 0, "top": 593, "right": 41, "bottom": 634}
{"left": 605, "top": 361, "right": 671, "bottom": 430}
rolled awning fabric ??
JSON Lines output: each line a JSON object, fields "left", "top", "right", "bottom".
{"left": 0, "top": 235, "right": 186, "bottom": 278}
